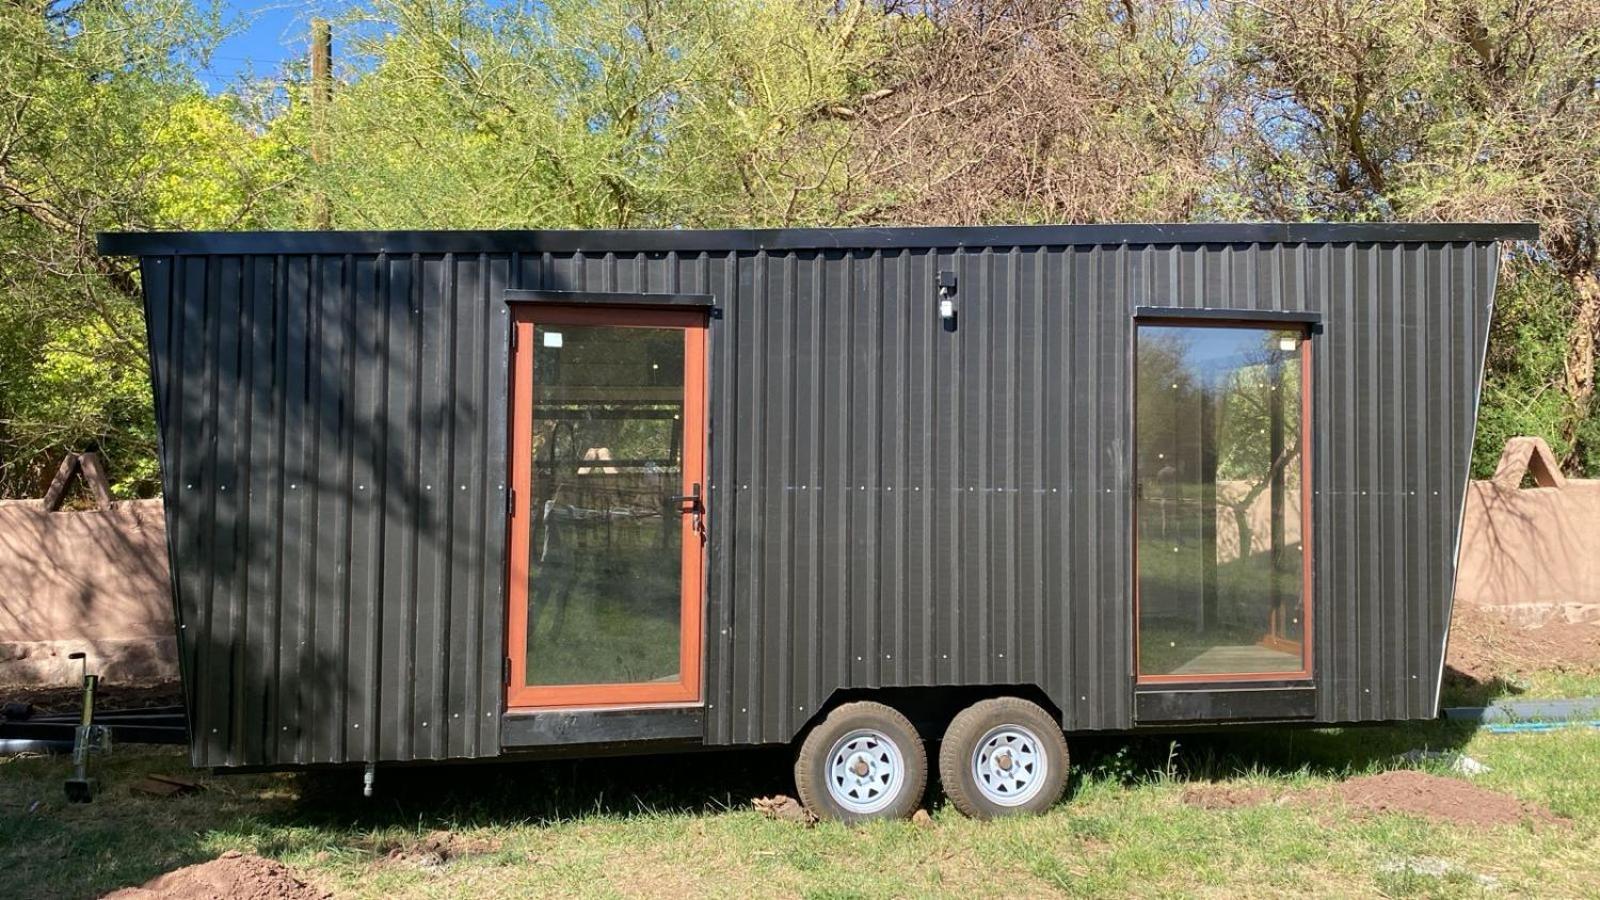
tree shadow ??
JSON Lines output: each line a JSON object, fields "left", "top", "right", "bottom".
{"left": 260, "top": 747, "right": 798, "bottom": 837}
{"left": 1439, "top": 663, "right": 1527, "bottom": 708}
{"left": 1064, "top": 716, "right": 1483, "bottom": 796}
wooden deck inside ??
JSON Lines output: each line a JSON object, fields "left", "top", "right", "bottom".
{"left": 1167, "top": 644, "right": 1303, "bottom": 676}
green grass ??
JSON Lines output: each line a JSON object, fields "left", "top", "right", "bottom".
{"left": 4, "top": 706, "right": 1598, "bottom": 899}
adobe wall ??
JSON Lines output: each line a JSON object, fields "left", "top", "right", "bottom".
{"left": 0, "top": 499, "right": 176, "bottom": 684}
{"left": 1455, "top": 438, "right": 1600, "bottom": 626}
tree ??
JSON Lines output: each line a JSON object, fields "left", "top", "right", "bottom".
{"left": 839, "top": 0, "right": 1232, "bottom": 224}
{"left": 299, "top": 0, "right": 888, "bottom": 229}
{"left": 0, "top": 0, "right": 296, "bottom": 497}
{"left": 1220, "top": 0, "right": 1600, "bottom": 472}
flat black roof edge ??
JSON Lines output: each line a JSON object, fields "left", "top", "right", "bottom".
{"left": 98, "top": 222, "right": 1540, "bottom": 257}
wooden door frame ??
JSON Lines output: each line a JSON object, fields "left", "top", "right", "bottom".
{"left": 1130, "top": 315, "right": 1316, "bottom": 685}
{"left": 505, "top": 303, "right": 708, "bottom": 710}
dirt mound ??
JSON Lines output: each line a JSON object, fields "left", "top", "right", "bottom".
{"left": 102, "top": 850, "right": 327, "bottom": 900}
{"left": 1182, "top": 771, "right": 1565, "bottom": 828}
{"left": 1446, "top": 604, "right": 1600, "bottom": 687}
{"left": 1328, "top": 770, "right": 1564, "bottom": 828}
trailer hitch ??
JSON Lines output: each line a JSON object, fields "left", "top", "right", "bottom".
{"left": 64, "top": 652, "right": 110, "bottom": 803}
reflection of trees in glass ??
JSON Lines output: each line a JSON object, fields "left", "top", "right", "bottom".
{"left": 1212, "top": 331, "right": 1301, "bottom": 561}
{"left": 1134, "top": 330, "right": 1200, "bottom": 491}
{"left": 1137, "top": 325, "right": 1306, "bottom": 674}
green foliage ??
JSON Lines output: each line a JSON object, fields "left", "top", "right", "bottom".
{"left": 1475, "top": 259, "right": 1600, "bottom": 478}
{"left": 304, "top": 0, "right": 885, "bottom": 229}
{"left": 0, "top": 0, "right": 288, "bottom": 497}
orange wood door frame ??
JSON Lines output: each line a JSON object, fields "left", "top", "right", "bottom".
{"left": 505, "top": 304, "right": 707, "bottom": 710}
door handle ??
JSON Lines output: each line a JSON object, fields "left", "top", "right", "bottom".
{"left": 668, "top": 482, "right": 703, "bottom": 513}
{"left": 668, "top": 483, "right": 707, "bottom": 543}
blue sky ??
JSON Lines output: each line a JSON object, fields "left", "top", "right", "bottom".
{"left": 203, "top": 1, "right": 350, "bottom": 92}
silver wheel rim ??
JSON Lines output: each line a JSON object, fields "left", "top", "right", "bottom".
{"left": 826, "top": 728, "right": 906, "bottom": 814}
{"left": 971, "top": 724, "right": 1048, "bottom": 807}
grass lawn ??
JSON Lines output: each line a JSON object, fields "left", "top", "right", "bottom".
{"left": 4, "top": 676, "right": 1598, "bottom": 900}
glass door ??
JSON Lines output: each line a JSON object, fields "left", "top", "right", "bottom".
{"left": 1134, "top": 321, "right": 1312, "bottom": 683}
{"left": 506, "top": 305, "right": 706, "bottom": 709}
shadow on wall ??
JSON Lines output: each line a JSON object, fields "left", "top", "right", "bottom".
{"left": 0, "top": 498, "right": 175, "bottom": 685}
{"left": 148, "top": 252, "right": 506, "bottom": 766}
{"left": 1457, "top": 436, "right": 1600, "bottom": 625}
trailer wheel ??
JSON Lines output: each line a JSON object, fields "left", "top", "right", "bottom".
{"left": 794, "top": 701, "right": 927, "bottom": 823}
{"left": 938, "top": 697, "right": 1068, "bottom": 819}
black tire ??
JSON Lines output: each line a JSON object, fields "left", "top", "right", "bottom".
{"left": 793, "top": 701, "right": 928, "bottom": 824}
{"left": 938, "top": 697, "right": 1069, "bottom": 819}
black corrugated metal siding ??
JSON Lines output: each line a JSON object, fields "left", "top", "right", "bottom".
{"left": 126, "top": 228, "right": 1505, "bottom": 765}
{"left": 142, "top": 252, "right": 511, "bottom": 767}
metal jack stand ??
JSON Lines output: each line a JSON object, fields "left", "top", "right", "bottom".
{"left": 64, "top": 652, "right": 111, "bottom": 803}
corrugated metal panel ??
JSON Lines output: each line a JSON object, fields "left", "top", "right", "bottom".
{"left": 141, "top": 253, "right": 508, "bottom": 767}
{"left": 134, "top": 231, "right": 1499, "bottom": 763}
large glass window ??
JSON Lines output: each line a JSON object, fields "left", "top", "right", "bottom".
{"left": 524, "top": 323, "right": 685, "bottom": 687}
{"left": 1136, "top": 324, "right": 1308, "bottom": 679}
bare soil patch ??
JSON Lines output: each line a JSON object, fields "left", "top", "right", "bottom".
{"left": 1180, "top": 784, "right": 1277, "bottom": 810}
{"left": 0, "top": 680, "right": 182, "bottom": 717}
{"left": 101, "top": 850, "right": 327, "bottom": 900}
{"left": 1446, "top": 604, "right": 1600, "bottom": 687}
{"left": 378, "top": 830, "right": 502, "bottom": 869}
{"left": 1182, "top": 770, "right": 1565, "bottom": 828}
{"left": 1326, "top": 770, "right": 1564, "bottom": 827}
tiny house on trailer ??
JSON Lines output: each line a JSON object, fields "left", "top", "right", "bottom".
{"left": 101, "top": 222, "right": 1533, "bottom": 821}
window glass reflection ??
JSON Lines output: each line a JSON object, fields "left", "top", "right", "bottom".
{"left": 525, "top": 324, "right": 684, "bottom": 687}
{"left": 1136, "top": 325, "right": 1306, "bottom": 677}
